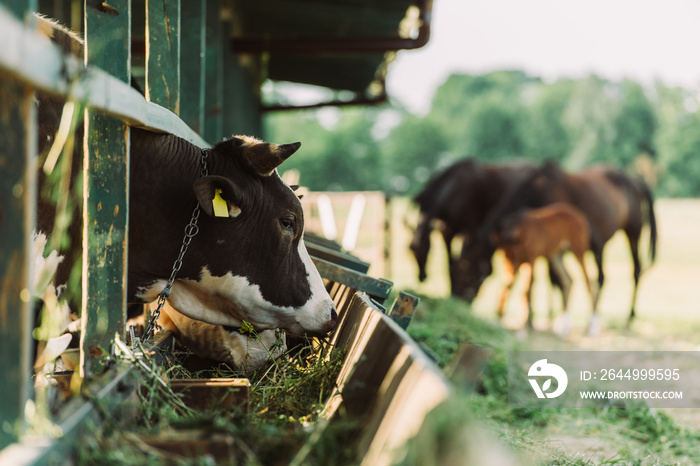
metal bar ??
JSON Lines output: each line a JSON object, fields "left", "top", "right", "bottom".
{"left": 0, "top": 75, "right": 36, "bottom": 453}
{"left": 0, "top": 1, "right": 36, "bottom": 450}
{"left": 81, "top": 0, "right": 131, "bottom": 378}
{"left": 146, "top": 0, "right": 180, "bottom": 113}
{"left": 262, "top": 86, "right": 387, "bottom": 112}
{"left": 230, "top": 0, "right": 433, "bottom": 55}
{"left": 232, "top": 34, "right": 430, "bottom": 55}
{"left": 180, "top": 0, "right": 205, "bottom": 134}
{"left": 0, "top": 7, "right": 208, "bottom": 147}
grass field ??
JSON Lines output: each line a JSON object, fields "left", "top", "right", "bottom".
{"left": 386, "top": 197, "right": 700, "bottom": 342}
{"left": 379, "top": 197, "right": 700, "bottom": 464}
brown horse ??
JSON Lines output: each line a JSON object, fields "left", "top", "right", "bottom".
{"left": 465, "top": 160, "right": 657, "bottom": 334}
{"left": 409, "top": 158, "right": 564, "bottom": 300}
{"left": 491, "top": 203, "right": 594, "bottom": 334}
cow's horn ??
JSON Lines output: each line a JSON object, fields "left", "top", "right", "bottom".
{"left": 243, "top": 141, "right": 301, "bottom": 176}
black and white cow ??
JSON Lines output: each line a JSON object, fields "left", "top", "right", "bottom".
{"left": 34, "top": 15, "right": 337, "bottom": 340}
{"left": 127, "top": 128, "right": 337, "bottom": 336}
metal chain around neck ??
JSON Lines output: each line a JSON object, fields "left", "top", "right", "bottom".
{"left": 143, "top": 148, "right": 210, "bottom": 341}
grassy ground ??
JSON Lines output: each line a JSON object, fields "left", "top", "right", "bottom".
{"left": 378, "top": 197, "right": 700, "bottom": 465}
{"left": 401, "top": 295, "right": 700, "bottom": 465}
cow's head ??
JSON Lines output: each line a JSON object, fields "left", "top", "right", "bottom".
{"left": 138, "top": 135, "right": 337, "bottom": 337}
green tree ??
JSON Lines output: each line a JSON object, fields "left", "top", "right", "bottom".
{"left": 654, "top": 84, "right": 700, "bottom": 196}
{"left": 264, "top": 109, "right": 331, "bottom": 189}
{"left": 560, "top": 75, "right": 616, "bottom": 169}
{"left": 461, "top": 93, "right": 526, "bottom": 161}
{"left": 610, "top": 80, "right": 657, "bottom": 169}
{"left": 265, "top": 107, "right": 383, "bottom": 191}
{"left": 381, "top": 113, "right": 449, "bottom": 195}
{"left": 523, "top": 79, "right": 575, "bottom": 162}
{"left": 427, "top": 71, "right": 537, "bottom": 153}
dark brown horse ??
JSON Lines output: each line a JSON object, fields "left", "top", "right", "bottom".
{"left": 464, "top": 160, "right": 657, "bottom": 333}
{"left": 491, "top": 203, "right": 594, "bottom": 334}
{"left": 409, "top": 158, "right": 565, "bottom": 300}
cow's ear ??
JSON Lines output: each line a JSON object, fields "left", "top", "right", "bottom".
{"left": 193, "top": 176, "right": 243, "bottom": 218}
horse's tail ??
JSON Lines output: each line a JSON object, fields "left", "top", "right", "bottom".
{"left": 642, "top": 181, "right": 658, "bottom": 263}
{"left": 604, "top": 168, "right": 658, "bottom": 264}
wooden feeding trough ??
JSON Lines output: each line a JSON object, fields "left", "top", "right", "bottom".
{"left": 139, "top": 430, "right": 237, "bottom": 464}
{"left": 169, "top": 378, "right": 250, "bottom": 412}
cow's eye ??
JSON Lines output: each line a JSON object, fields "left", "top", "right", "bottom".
{"left": 280, "top": 217, "right": 295, "bottom": 233}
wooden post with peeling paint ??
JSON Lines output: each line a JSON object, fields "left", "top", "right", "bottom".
{"left": 81, "top": 0, "right": 131, "bottom": 378}
{"left": 146, "top": 0, "right": 180, "bottom": 113}
{"left": 0, "top": 2, "right": 36, "bottom": 450}
{"left": 180, "top": 0, "right": 206, "bottom": 134}
{"left": 222, "top": 43, "right": 262, "bottom": 138}
{"left": 204, "top": 0, "right": 223, "bottom": 143}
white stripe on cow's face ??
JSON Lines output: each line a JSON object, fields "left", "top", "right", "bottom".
{"left": 136, "top": 252, "right": 336, "bottom": 336}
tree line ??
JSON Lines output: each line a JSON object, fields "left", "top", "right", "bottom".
{"left": 265, "top": 70, "right": 700, "bottom": 198}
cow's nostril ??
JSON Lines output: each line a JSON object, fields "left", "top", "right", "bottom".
{"left": 330, "top": 307, "right": 338, "bottom": 321}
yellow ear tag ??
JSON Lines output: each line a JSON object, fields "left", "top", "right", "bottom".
{"left": 212, "top": 189, "right": 229, "bottom": 218}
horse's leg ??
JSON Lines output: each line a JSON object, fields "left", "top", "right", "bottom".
{"left": 625, "top": 230, "right": 642, "bottom": 325}
{"left": 442, "top": 229, "right": 457, "bottom": 295}
{"left": 591, "top": 245, "right": 604, "bottom": 312}
{"left": 520, "top": 263, "right": 535, "bottom": 329}
{"left": 546, "top": 258, "right": 564, "bottom": 322}
{"left": 549, "top": 254, "right": 573, "bottom": 337}
{"left": 497, "top": 257, "right": 516, "bottom": 320}
{"left": 441, "top": 226, "right": 456, "bottom": 262}
{"left": 574, "top": 249, "right": 600, "bottom": 337}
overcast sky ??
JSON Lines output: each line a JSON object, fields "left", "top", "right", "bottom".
{"left": 386, "top": 0, "right": 700, "bottom": 114}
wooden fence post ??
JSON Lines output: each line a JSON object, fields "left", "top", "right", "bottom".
{"left": 0, "top": 1, "right": 36, "bottom": 449}
{"left": 180, "top": 0, "right": 206, "bottom": 134}
{"left": 146, "top": 0, "right": 180, "bottom": 113}
{"left": 223, "top": 36, "right": 262, "bottom": 137}
{"left": 203, "top": 0, "right": 223, "bottom": 143}
{"left": 81, "top": 0, "right": 131, "bottom": 378}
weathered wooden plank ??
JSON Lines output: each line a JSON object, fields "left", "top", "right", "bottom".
{"left": 169, "top": 378, "right": 250, "bottom": 412}
{"left": 146, "top": 0, "right": 180, "bottom": 113}
{"left": 81, "top": 0, "right": 131, "bottom": 378}
{"left": 203, "top": 0, "right": 222, "bottom": 142}
{"left": 180, "top": 0, "right": 205, "bottom": 133}
{"left": 387, "top": 291, "right": 419, "bottom": 330}
{"left": 312, "top": 257, "right": 393, "bottom": 303}
{"left": 0, "top": 8, "right": 208, "bottom": 147}
{"left": 0, "top": 73, "right": 36, "bottom": 452}
{"left": 306, "top": 241, "right": 371, "bottom": 273}
{"left": 321, "top": 293, "right": 450, "bottom": 466}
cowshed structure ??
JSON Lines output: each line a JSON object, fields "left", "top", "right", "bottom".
{"left": 0, "top": 1, "right": 447, "bottom": 464}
